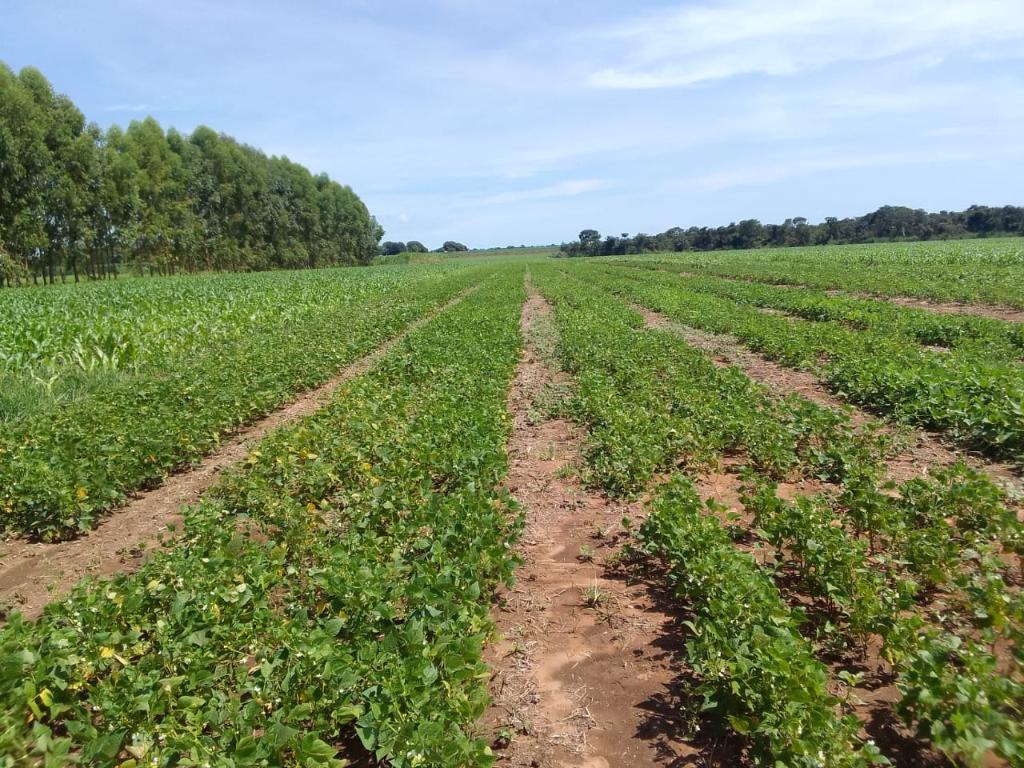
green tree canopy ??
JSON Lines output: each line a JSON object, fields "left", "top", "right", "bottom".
{"left": 0, "top": 62, "right": 382, "bottom": 283}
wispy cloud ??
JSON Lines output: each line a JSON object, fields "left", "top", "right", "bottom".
{"left": 587, "top": 0, "right": 1024, "bottom": 89}
{"left": 472, "top": 179, "right": 611, "bottom": 208}
{"left": 676, "top": 148, "right": 983, "bottom": 193}
{"left": 4, "top": 0, "right": 1023, "bottom": 246}
{"left": 101, "top": 103, "right": 157, "bottom": 112}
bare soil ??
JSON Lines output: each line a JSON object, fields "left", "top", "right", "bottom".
{"left": 639, "top": 266, "right": 1024, "bottom": 324}
{"left": 486, "top": 279, "right": 737, "bottom": 767}
{"left": 639, "top": 306, "right": 1023, "bottom": 495}
{"left": 639, "top": 307, "right": 1015, "bottom": 765}
{"left": 828, "top": 290, "right": 1024, "bottom": 324}
{"left": 0, "top": 289, "right": 475, "bottom": 620}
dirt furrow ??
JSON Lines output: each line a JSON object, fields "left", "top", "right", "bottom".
{"left": 638, "top": 306, "right": 1023, "bottom": 496}
{"left": 634, "top": 311, "right": 983, "bottom": 764}
{"left": 621, "top": 263, "right": 1024, "bottom": 323}
{"left": 0, "top": 288, "right": 477, "bottom": 621}
{"left": 486, "top": 279, "right": 706, "bottom": 768}
{"left": 828, "top": 290, "right": 1024, "bottom": 324}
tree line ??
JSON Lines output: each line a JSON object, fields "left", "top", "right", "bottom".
{"left": 0, "top": 63, "right": 383, "bottom": 286}
{"left": 379, "top": 240, "right": 469, "bottom": 256}
{"left": 559, "top": 205, "right": 1024, "bottom": 257}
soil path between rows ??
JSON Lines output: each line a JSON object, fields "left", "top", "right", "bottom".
{"left": 485, "top": 278, "right": 716, "bottom": 768}
{"left": 622, "top": 264, "right": 1024, "bottom": 324}
{"left": 832, "top": 291, "right": 1024, "bottom": 324}
{"left": 637, "top": 307, "right": 1009, "bottom": 765}
{"left": 638, "top": 309, "right": 1024, "bottom": 768}
{"left": 0, "top": 288, "right": 476, "bottom": 621}
{"left": 638, "top": 305, "right": 1023, "bottom": 498}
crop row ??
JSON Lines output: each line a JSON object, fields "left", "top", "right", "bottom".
{"left": 0, "top": 265, "right": 526, "bottom": 766}
{"left": 610, "top": 238, "right": 1024, "bottom": 308}
{"left": 0, "top": 266, "right": 481, "bottom": 540}
{"left": 531, "top": 264, "right": 885, "bottom": 763}
{"left": 0, "top": 269, "right": 428, "bottom": 378}
{"left": 531, "top": 264, "right": 889, "bottom": 495}
{"left": 622, "top": 263, "right": 1024, "bottom": 361}
{"left": 639, "top": 478, "right": 881, "bottom": 767}
{"left": 531, "top": 264, "right": 1023, "bottom": 765}
{"left": 586, "top": 263, "right": 1024, "bottom": 464}
{"left": 0, "top": 267, "right": 460, "bottom": 424}
{"left": 645, "top": 472, "right": 1023, "bottom": 767}
{"left": 741, "top": 472, "right": 1023, "bottom": 765}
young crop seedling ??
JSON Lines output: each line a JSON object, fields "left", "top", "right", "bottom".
{"left": 582, "top": 584, "right": 609, "bottom": 608}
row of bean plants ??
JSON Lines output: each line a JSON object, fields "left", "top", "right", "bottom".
{"left": 620, "top": 263, "right": 1024, "bottom": 361}
{"left": 0, "top": 266, "right": 482, "bottom": 540}
{"left": 586, "top": 263, "right": 1024, "bottom": 464}
{"left": 740, "top": 472, "right": 1023, "bottom": 765}
{"left": 639, "top": 478, "right": 883, "bottom": 767}
{"left": 532, "top": 264, "right": 1023, "bottom": 764}
{"left": 0, "top": 265, "right": 526, "bottom": 767}
{"left": 531, "top": 264, "right": 891, "bottom": 494}
{"left": 612, "top": 238, "right": 1024, "bottom": 308}
{"left": 531, "top": 264, "right": 886, "bottom": 763}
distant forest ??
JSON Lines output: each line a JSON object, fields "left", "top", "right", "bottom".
{"left": 0, "top": 63, "right": 382, "bottom": 285}
{"left": 559, "top": 205, "right": 1024, "bottom": 257}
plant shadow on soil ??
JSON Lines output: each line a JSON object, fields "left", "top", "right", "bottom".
{"left": 603, "top": 554, "right": 749, "bottom": 768}
{"left": 330, "top": 733, "right": 377, "bottom": 768}
{"left": 767, "top": 569, "right": 949, "bottom": 768}
{"left": 605, "top": 551, "right": 950, "bottom": 768}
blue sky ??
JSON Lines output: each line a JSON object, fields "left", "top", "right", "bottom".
{"left": 3, "top": 0, "right": 1023, "bottom": 248}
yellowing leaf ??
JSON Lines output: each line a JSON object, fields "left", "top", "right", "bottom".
{"left": 99, "top": 646, "right": 115, "bottom": 659}
{"left": 127, "top": 742, "right": 151, "bottom": 759}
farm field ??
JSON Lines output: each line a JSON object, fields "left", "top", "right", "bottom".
{"left": 1, "top": 240, "right": 1023, "bottom": 767}
{"left": 613, "top": 237, "right": 1024, "bottom": 310}
{"left": 0, "top": 265, "right": 485, "bottom": 540}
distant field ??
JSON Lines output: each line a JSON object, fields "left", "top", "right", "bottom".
{"left": 606, "top": 236, "right": 1024, "bottom": 307}
{"left": 373, "top": 245, "right": 556, "bottom": 266}
{"left": 0, "top": 264, "right": 482, "bottom": 538}
{"left": 1, "top": 242, "right": 1022, "bottom": 767}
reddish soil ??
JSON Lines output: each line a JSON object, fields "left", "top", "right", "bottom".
{"left": 486, "top": 280, "right": 735, "bottom": 767}
{"left": 0, "top": 289, "right": 475, "bottom": 621}
{"left": 829, "top": 290, "right": 1024, "bottom": 324}
{"left": 639, "top": 308, "right": 1014, "bottom": 765}
{"left": 639, "top": 266, "right": 1024, "bottom": 324}
{"left": 639, "top": 306, "right": 1023, "bottom": 495}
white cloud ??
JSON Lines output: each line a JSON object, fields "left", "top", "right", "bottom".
{"left": 675, "top": 147, "right": 984, "bottom": 192}
{"left": 102, "top": 103, "right": 157, "bottom": 112}
{"left": 471, "top": 179, "right": 611, "bottom": 207}
{"left": 587, "top": 0, "right": 1024, "bottom": 89}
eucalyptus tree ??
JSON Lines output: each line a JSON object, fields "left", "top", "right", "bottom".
{"left": 0, "top": 61, "right": 383, "bottom": 281}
